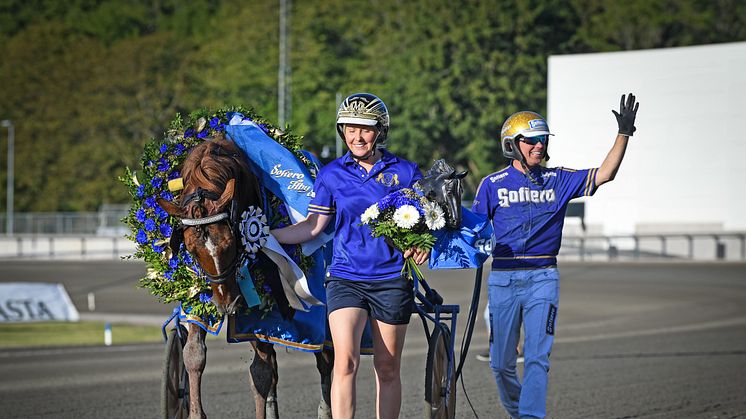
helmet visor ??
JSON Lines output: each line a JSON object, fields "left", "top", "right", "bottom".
{"left": 519, "top": 135, "right": 549, "bottom": 145}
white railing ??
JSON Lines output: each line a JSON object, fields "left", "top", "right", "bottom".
{"left": 0, "top": 235, "right": 136, "bottom": 260}
{"left": 1, "top": 232, "right": 744, "bottom": 262}
{"left": 559, "top": 232, "right": 746, "bottom": 262}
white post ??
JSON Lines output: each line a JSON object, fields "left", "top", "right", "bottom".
{"left": 87, "top": 292, "right": 96, "bottom": 311}
{"left": 104, "top": 323, "right": 112, "bottom": 346}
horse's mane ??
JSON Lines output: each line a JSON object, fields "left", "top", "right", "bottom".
{"left": 182, "top": 133, "right": 260, "bottom": 213}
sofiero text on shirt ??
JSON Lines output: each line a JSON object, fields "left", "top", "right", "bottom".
{"left": 498, "top": 187, "right": 556, "bottom": 208}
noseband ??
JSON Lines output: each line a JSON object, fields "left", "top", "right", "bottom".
{"left": 179, "top": 187, "right": 241, "bottom": 284}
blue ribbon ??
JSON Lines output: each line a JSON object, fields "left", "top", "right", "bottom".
{"left": 429, "top": 206, "right": 493, "bottom": 270}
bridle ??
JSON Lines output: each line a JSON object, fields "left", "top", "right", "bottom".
{"left": 179, "top": 186, "right": 242, "bottom": 284}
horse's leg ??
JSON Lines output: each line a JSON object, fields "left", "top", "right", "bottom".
{"left": 314, "top": 348, "right": 334, "bottom": 419}
{"left": 184, "top": 323, "right": 208, "bottom": 419}
{"left": 248, "top": 341, "right": 279, "bottom": 419}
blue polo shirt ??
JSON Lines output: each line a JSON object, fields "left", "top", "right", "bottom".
{"left": 308, "top": 150, "right": 423, "bottom": 281}
{"left": 472, "top": 165, "right": 598, "bottom": 270}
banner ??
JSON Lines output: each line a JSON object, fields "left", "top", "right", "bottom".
{"left": 226, "top": 114, "right": 334, "bottom": 255}
{"left": 0, "top": 282, "right": 80, "bottom": 323}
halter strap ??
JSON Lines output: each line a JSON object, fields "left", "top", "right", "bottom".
{"left": 181, "top": 212, "right": 229, "bottom": 226}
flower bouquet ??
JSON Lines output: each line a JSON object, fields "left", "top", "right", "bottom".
{"left": 360, "top": 187, "right": 448, "bottom": 280}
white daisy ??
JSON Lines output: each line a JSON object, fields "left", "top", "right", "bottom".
{"left": 423, "top": 201, "right": 446, "bottom": 230}
{"left": 361, "top": 204, "right": 380, "bottom": 224}
{"left": 393, "top": 205, "right": 420, "bottom": 229}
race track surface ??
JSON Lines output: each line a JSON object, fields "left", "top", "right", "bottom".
{"left": 1, "top": 261, "right": 745, "bottom": 418}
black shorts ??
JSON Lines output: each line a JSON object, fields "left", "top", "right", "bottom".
{"left": 326, "top": 276, "right": 414, "bottom": 325}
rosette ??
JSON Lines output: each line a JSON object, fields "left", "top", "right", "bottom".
{"left": 240, "top": 206, "right": 269, "bottom": 257}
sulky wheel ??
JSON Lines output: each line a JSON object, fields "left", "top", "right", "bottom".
{"left": 423, "top": 322, "right": 456, "bottom": 419}
{"left": 161, "top": 324, "right": 190, "bottom": 419}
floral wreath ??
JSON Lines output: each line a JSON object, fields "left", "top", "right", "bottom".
{"left": 120, "top": 106, "right": 314, "bottom": 319}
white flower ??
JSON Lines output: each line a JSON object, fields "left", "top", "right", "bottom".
{"left": 423, "top": 201, "right": 446, "bottom": 230}
{"left": 361, "top": 204, "right": 380, "bottom": 224}
{"left": 393, "top": 205, "right": 420, "bottom": 229}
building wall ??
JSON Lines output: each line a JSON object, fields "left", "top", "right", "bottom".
{"left": 547, "top": 42, "right": 746, "bottom": 235}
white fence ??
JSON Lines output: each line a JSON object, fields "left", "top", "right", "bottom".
{"left": 0, "top": 235, "right": 136, "bottom": 260}
{"left": 1, "top": 232, "right": 744, "bottom": 262}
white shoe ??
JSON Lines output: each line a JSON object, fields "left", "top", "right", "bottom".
{"left": 475, "top": 351, "right": 490, "bottom": 362}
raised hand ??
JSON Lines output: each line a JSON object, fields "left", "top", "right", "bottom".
{"left": 612, "top": 93, "right": 639, "bottom": 136}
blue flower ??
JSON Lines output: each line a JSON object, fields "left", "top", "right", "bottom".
{"left": 159, "top": 223, "right": 172, "bottom": 237}
{"left": 154, "top": 205, "right": 168, "bottom": 220}
{"left": 136, "top": 229, "right": 148, "bottom": 244}
{"left": 168, "top": 170, "right": 181, "bottom": 180}
{"left": 144, "top": 218, "right": 156, "bottom": 232}
{"left": 182, "top": 251, "right": 194, "bottom": 265}
{"left": 258, "top": 123, "right": 269, "bottom": 133}
{"left": 159, "top": 144, "right": 168, "bottom": 154}
{"left": 199, "top": 292, "right": 213, "bottom": 303}
{"left": 184, "top": 128, "right": 195, "bottom": 138}
{"left": 157, "top": 158, "right": 170, "bottom": 172}
{"left": 174, "top": 144, "right": 186, "bottom": 155}
{"left": 168, "top": 257, "right": 179, "bottom": 269}
{"left": 136, "top": 185, "right": 145, "bottom": 198}
{"left": 152, "top": 241, "right": 166, "bottom": 253}
{"left": 151, "top": 177, "right": 163, "bottom": 189}
{"left": 135, "top": 208, "right": 147, "bottom": 222}
{"left": 164, "top": 269, "right": 174, "bottom": 281}
{"left": 209, "top": 117, "right": 220, "bottom": 129}
{"left": 197, "top": 129, "right": 208, "bottom": 139}
{"left": 277, "top": 203, "right": 288, "bottom": 218}
{"left": 160, "top": 191, "right": 173, "bottom": 201}
{"left": 144, "top": 197, "right": 157, "bottom": 208}
{"left": 262, "top": 283, "right": 272, "bottom": 293}
{"left": 217, "top": 123, "right": 226, "bottom": 132}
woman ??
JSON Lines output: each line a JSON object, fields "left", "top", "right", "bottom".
{"left": 272, "top": 92, "right": 428, "bottom": 419}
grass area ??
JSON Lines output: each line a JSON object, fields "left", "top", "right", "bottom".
{"left": 0, "top": 321, "right": 163, "bottom": 348}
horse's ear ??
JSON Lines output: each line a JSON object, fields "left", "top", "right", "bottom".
{"left": 455, "top": 170, "right": 468, "bottom": 179}
{"left": 157, "top": 198, "right": 185, "bottom": 218}
{"left": 215, "top": 179, "right": 236, "bottom": 209}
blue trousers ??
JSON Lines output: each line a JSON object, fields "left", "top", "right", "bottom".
{"left": 488, "top": 268, "right": 559, "bottom": 419}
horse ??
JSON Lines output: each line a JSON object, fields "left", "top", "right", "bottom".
{"left": 157, "top": 133, "right": 333, "bottom": 419}
{"left": 417, "top": 159, "right": 468, "bottom": 229}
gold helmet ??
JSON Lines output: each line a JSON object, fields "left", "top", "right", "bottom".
{"left": 500, "top": 111, "right": 553, "bottom": 162}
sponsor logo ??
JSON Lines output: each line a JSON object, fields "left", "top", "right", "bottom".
{"left": 546, "top": 304, "right": 557, "bottom": 335}
{"left": 541, "top": 171, "right": 557, "bottom": 178}
{"left": 528, "top": 119, "right": 548, "bottom": 130}
{"left": 271, "top": 164, "right": 313, "bottom": 196}
{"left": 376, "top": 172, "right": 400, "bottom": 187}
{"left": 490, "top": 172, "right": 509, "bottom": 183}
{"left": 475, "top": 238, "right": 494, "bottom": 254}
{"left": 497, "top": 187, "right": 556, "bottom": 208}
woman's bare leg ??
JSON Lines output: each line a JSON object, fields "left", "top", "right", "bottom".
{"left": 328, "top": 307, "right": 368, "bottom": 419}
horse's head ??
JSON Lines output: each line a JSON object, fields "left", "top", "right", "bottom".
{"left": 417, "top": 160, "right": 467, "bottom": 230}
{"left": 158, "top": 135, "right": 260, "bottom": 315}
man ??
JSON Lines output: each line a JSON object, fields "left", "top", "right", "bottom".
{"left": 472, "top": 94, "right": 639, "bottom": 418}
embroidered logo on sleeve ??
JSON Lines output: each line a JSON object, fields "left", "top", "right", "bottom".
{"left": 546, "top": 304, "right": 557, "bottom": 335}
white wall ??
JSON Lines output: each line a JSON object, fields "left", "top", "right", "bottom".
{"left": 547, "top": 42, "right": 746, "bottom": 235}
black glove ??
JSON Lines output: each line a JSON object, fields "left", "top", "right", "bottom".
{"left": 612, "top": 93, "right": 639, "bottom": 136}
